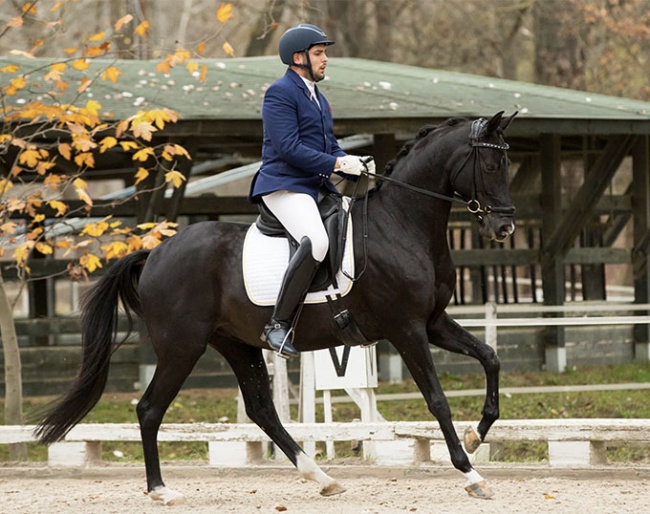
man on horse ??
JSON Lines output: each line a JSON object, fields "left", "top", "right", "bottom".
{"left": 248, "top": 23, "right": 375, "bottom": 358}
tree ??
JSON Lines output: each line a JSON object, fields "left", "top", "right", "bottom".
{"left": 1, "top": 0, "right": 236, "bottom": 459}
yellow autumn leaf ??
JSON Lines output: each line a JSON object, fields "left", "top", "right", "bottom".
{"left": 0, "top": 222, "right": 17, "bottom": 235}
{"left": 114, "top": 14, "right": 133, "bottom": 31}
{"left": 5, "top": 76, "right": 26, "bottom": 95}
{"left": 44, "top": 174, "right": 63, "bottom": 190}
{"left": 32, "top": 214, "right": 46, "bottom": 223}
{"left": 222, "top": 41, "right": 235, "bottom": 57}
{"left": 56, "top": 240, "right": 71, "bottom": 249}
{"left": 141, "top": 233, "right": 162, "bottom": 249}
{"left": 134, "top": 20, "right": 150, "bottom": 37}
{"left": 132, "top": 147, "right": 155, "bottom": 162}
{"left": 14, "top": 241, "right": 34, "bottom": 265}
{"left": 64, "top": 47, "right": 78, "bottom": 54}
{"left": 72, "top": 58, "right": 90, "bottom": 70}
{"left": 35, "top": 242, "right": 53, "bottom": 255}
{"left": 127, "top": 235, "right": 143, "bottom": 252}
{"left": 79, "top": 252, "right": 103, "bottom": 273}
{"left": 58, "top": 142, "right": 72, "bottom": 160}
{"left": 199, "top": 63, "right": 208, "bottom": 83}
{"left": 49, "top": 200, "right": 68, "bottom": 216}
{"left": 0, "top": 178, "right": 14, "bottom": 193}
{"left": 156, "top": 60, "right": 171, "bottom": 75}
{"left": 120, "top": 140, "right": 139, "bottom": 151}
{"left": 85, "top": 99, "right": 102, "bottom": 116}
{"left": 196, "top": 43, "right": 206, "bottom": 55}
{"left": 83, "top": 45, "right": 105, "bottom": 58}
{"left": 131, "top": 120, "right": 156, "bottom": 141}
{"left": 101, "top": 241, "right": 129, "bottom": 260}
{"left": 134, "top": 167, "right": 150, "bottom": 185}
{"left": 22, "top": 2, "right": 37, "bottom": 14}
{"left": 137, "top": 222, "right": 157, "bottom": 231}
{"left": 80, "top": 220, "right": 109, "bottom": 237}
{"left": 44, "top": 62, "right": 67, "bottom": 81}
{"left": 99, "top": 136, "right": 118, "bottom": 153}
{"left": 0, "top": 64, "right": 20, "bottom": 73}
{"left": 149, "top": 221, "right": 178, "bottom": 238}
{"left": 74, "top": 152, "right": 95, "bottom": 168}
{"left": 101, "top": 66, "right": 122, "bottom": 83}
{"left": 216, "top": 2, "right": 234, "bottom": 23}
{"left": 165, "top": 170, "right": 186, "bottom": 188}
{"left": 88, "top": 31, "right": 105, "bottom": 42}
{"left": 19, "top": 148, "right": 48, "bottom": 168}
{"left": 78, "top": 77, "right": 91, "bottom": 93}
{"left": 36, "top": 160, "right": 56, "bottom": 175}
{"left": 186, "top": 60, "right": 199, "bottom": 75}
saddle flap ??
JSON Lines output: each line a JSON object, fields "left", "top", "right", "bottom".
{"left": 254, "top": 193, "right": 347, "bottom": 291}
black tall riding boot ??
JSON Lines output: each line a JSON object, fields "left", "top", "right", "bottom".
{"left": 261, "top": 237, "right": 320, "bottom": 358}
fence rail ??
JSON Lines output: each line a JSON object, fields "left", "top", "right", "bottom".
{"left": 2, "top": 419, "right": 648, "bottom": 469}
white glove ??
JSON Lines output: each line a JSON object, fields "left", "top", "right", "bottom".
{"left": 336, "top": 155, "right": 365, "bottom": 176}
{"left": 336, "top": 155, "right": 376, "bottom": 176}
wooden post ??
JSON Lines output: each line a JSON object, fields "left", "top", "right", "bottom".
{"left": 632, "top": 135, "right": 650, "bottom": 362}
{"left": 540, "top": 134, "right": 566, "bottom": 372}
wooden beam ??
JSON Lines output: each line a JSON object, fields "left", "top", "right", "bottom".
{"left": 544, "top": 135, "right": 636, "bottom": 259}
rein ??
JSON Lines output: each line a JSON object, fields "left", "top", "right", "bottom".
{"left": 342, "top": 117, "right": 514, "bottom": 283}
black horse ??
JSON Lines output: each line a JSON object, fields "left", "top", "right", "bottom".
{"left": 36, "top": 111, "right": 517, "bottom": 503}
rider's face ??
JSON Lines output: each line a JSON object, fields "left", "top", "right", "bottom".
{"left": 293, "top": 44, "right": 328, "bottom": 82}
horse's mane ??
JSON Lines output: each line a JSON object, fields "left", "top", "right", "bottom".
{"left": 371, "top": 117, "right": 465, "bottom": 194}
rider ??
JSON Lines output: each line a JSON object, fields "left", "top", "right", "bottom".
{"left": 248, "top": 23, "right": 376, "bottom": 358}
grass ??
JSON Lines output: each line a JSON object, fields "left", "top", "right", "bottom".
{"left": 2, "top": 363, "right": 649, "bottom": 464}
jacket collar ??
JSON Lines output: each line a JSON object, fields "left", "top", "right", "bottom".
{"left": 286, "top": 68, "right": 315, "bottom": 101}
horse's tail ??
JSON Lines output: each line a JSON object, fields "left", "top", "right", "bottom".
{"left": 34, "top": 250, "right": 151, "bottom": 445}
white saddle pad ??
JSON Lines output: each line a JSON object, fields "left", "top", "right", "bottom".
{"left": 242, "top": 208, "right": 355, "bottom": 306}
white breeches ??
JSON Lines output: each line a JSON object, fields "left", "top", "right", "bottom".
{"left": 262, "top": 190, "right": 329, "bottom": 262}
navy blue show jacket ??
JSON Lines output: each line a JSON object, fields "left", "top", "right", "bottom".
{"left": 248, "top": 68, "right": 347, "bottom": 203}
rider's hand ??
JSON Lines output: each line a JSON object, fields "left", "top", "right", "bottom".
{"left": 336, "top": 155, "right": 377, "bottom": 176}
{"left": 335, "top": 155, "right": 365, "bottom": 176}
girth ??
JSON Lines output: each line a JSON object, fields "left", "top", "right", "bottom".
{"left": 255, "top": 192, "right": 347, "bottom": 292}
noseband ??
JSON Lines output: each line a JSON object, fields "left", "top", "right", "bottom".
{"left": 450, "top": 118, "right": 515, "bottom": 218}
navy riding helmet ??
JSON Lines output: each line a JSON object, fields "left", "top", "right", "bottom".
{"left": 278, "top": 24, "right": 335, "bottom": 65}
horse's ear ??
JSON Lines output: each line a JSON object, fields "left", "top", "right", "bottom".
{"left": 499, "top": 111, "right": 518, "bottom": 133}
{"left": 484, "top": 111, "right": 504, "bottom": 135}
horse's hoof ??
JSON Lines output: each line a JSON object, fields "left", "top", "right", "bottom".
{"left": 464, "top": 480, "right": 494, "bottom": 499}
{"left": 147, "top": 486, "right": 186, "bottom": 505}
{"left": 320, "top": 480, "right": 346, "bottom": 496}
{"left": 463, "top": 426, "right": 482, "bottom": 454}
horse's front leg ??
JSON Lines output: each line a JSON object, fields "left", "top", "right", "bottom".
{"left": 391, "top": 329, "right": 493, "bottom": 499}
{"left": 427, "top": 312, "right": 500, "bottom": 451}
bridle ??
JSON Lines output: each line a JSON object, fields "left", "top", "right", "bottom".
{"left": 365, "top": 117, "right": 515, "bottom": 218}
{"left": 343, "top": 117, "right": 514, "bottom": 282}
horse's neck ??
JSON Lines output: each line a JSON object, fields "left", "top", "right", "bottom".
{"left": 368, "top": 175, "right": 452, "bottom": 254}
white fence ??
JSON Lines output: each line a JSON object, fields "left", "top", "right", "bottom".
{"left": 2, "top": 419, "right": 649, "bottom": 469}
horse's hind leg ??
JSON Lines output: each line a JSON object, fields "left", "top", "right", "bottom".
{"left": 137, "top": 331, "right": 207, "bottom": 505}
{"left": 428, "top": 312, "right": 500, "bottom": 451}
{"left": 214, "top": 339, "right": 346, "bottom": 496}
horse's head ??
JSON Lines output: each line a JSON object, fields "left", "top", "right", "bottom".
{"left": 450, "top": 111, "right": 517, "bottom": 242}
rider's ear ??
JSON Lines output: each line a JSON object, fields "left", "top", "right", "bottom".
{"left": 292, "top": 52, "right": 305, "bottom": 66}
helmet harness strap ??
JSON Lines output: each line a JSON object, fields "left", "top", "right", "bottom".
{"left": 294, "top": 49, "right": 317, "bottom": 82}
